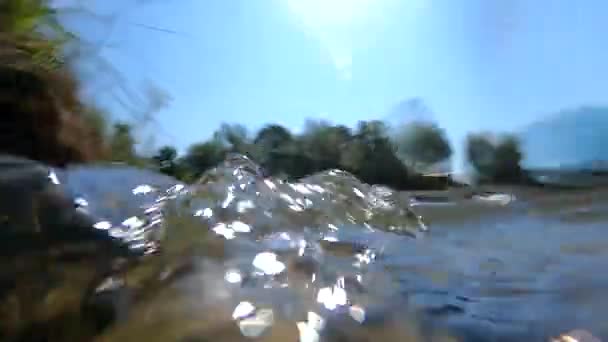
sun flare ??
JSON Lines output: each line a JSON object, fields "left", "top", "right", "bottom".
{"left": 286, "top": 0, "right": 373, "bottom": 29}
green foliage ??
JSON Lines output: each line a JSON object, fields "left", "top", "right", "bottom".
{"left": 0, "top": 0, "right": 77, "bottom": 71}
{"left": 465, "top": 133, "right": 496, "bottom": 177}
{"left": 300, "top": 120, "right": 351, "bottom": 172}
{"left": 252, "top": 124, "right": 301, "bottom": 176}
{"left": 253, "top": 124, "right": 293, "bottom": 150}
{"left": 181, "top": 140, "right": 227, "bottom": 179}
{"left": 493, "top": 135, "right": 524, "bottom": 181}
{"left": 465, "top": 132, "right": 524, "bottom": 183}
{"left": 152, "top": 145, "right": 178, "bottom": 175}
{"left": 393, "top": 121, "right": 452, "bottom": 172}
{"left": 159, "top": 119, "right": 449, "bottom": 189}
{"left": 1, "top": 0, "right": 174, "bottom": 166}
{"left": 344, "top": 121, "right": 411, "bottom": 187}
{"left": 214, "top": 123, "right": 254, "bottom": 156}
{"left": 108, "top": 122, "right": 141, "bottom": 166}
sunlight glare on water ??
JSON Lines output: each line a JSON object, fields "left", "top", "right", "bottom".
{"left": 2, "top": 155, "right": 607, "bottom": 341}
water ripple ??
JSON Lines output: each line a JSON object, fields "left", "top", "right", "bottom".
{"left": 1, "top": 154, "right": 606, "bottom": 341}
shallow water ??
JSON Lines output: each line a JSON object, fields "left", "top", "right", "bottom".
{"left": 1, "top": 155, "right": 607, "bottom": 341}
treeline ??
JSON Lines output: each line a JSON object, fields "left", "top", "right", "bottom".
{"left": 151, "top": 121, "right": 428, "bottom": 188}
{"left": 465, "top": 133, "right": 527, "bottom": 184}
{"left": 114, "top": 119, "right": 526, "bottom": 189}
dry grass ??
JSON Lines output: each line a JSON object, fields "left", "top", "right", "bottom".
{"left": 0, "top": 33, "right": 108, "bottom": 166}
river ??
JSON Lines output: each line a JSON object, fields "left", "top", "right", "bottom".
{"left": 0, "top": 155, "right": 606, "bottom": 341}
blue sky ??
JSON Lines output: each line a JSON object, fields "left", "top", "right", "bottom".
{"left": 58, "top": 0, "right": 608, "bottom": 170}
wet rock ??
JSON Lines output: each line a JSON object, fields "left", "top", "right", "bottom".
{"left": 0, "top": 156, "right": 179, "bottom": 340}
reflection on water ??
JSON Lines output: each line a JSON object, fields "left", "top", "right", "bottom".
{"left": 0, "top": 154, "right": 606, "bottom": 341}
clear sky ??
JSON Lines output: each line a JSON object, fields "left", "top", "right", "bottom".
{"left": 58, "top": 0, "right": 608, "bottom": 170}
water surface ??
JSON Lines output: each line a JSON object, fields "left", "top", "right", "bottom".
{"left": 1, "top": 155, "right": 606, "bottom": 341}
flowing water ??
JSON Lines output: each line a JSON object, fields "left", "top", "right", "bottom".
{"left": 1, "top": 154, "right": 607, "bottom": 341}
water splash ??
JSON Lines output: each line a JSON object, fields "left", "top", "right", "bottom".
{"left": 3, "top": 154, "right": 604, "bottom": 341}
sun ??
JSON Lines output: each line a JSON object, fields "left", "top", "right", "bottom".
{"left": 284, "top": 0, "right": 426, "bottom": 80}
{"left": 285, "top": 0, "right": 375, "bottom": 79}
{"left": 286, "top": 0, "right": 373, "bottom": 29}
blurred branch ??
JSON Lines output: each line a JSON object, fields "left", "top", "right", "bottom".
{"left": 127, "top": 21, "right": 189, "bottom": 37}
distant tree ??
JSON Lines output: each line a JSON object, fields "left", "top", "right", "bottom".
{"left": 393, "top": 121, "right": 452, "bottom": 172}
{"left": 109, "top": 122, "right": 139, "bottom": 165}
{"left": 341, "top": 120, "right": 410, "bottom": 187}
{"left": 355, "top": 120, "right": 389, "bottom": 145}
{"left": 465, "top": 132, "right": 524, "bottom": 183}
{"left": 182, "top": 140, "right": 226, "bottom": 179}
{"left": 253, "top": 124, "right": 298, "bottom": 175}
{"left": 215, "top": 123, "right": 252, "bottom": 155}
{"left": 154, "top": 145, "right": 177, "bottom": 165}
{"left": 173, "top": 119, "right": 454, "bottom": 189}
{"left": 300, "top": 120, "right": 352, "bottom": 171}
{"left": 153, "top": 145, "right": 179, "bottom": 177}
{"left": 465, "top": 133, "right": 496, "bottom": 178}
{"left": 493, "top": 135, "right": 524, "bottom": 182}
{"left": 254, "top": 124, "right": 293, "bottom": 150}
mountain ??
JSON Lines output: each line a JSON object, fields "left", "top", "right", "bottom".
{"left": 519, "top": 106, "right": 608, "bottom": 169}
